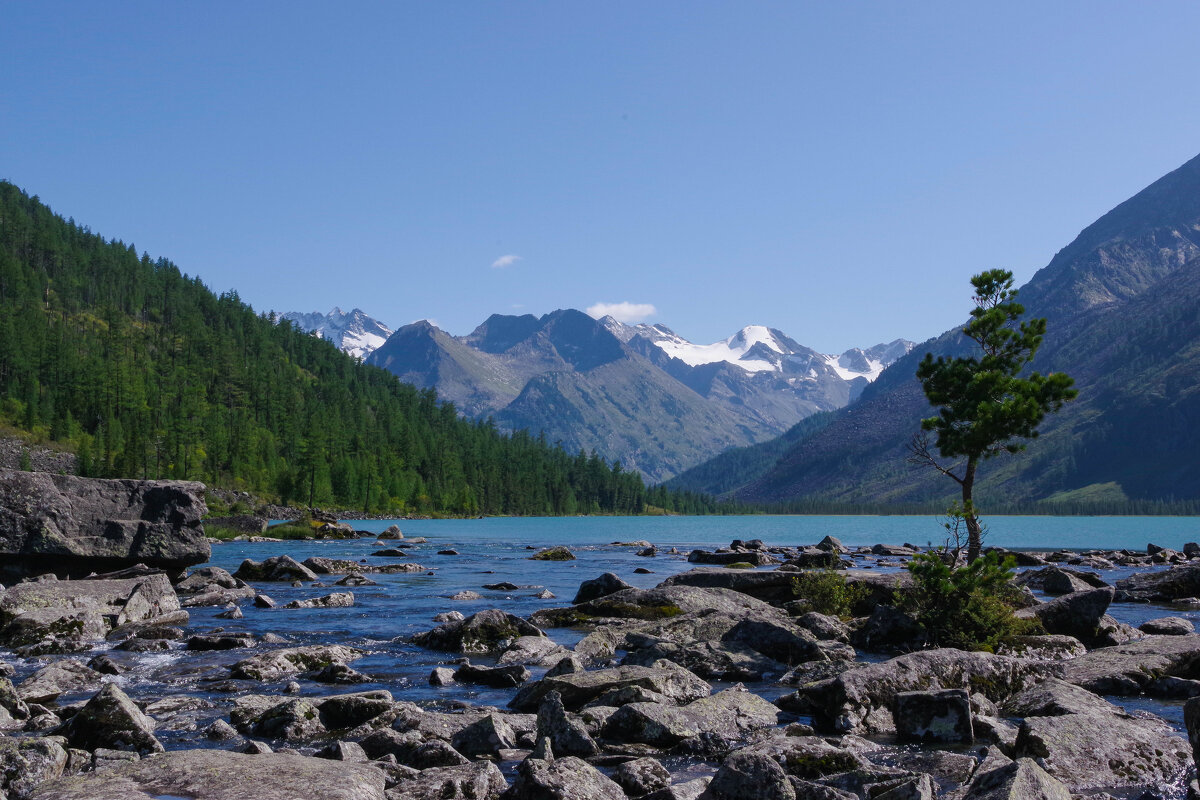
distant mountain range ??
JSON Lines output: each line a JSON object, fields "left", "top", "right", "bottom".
{"left": 280, "top": 308, "right": 392, "bottom": 359}
{"left": 670, "top": 151, "right": 1200, "bottom": 509}
{"left": 284, "top": 307, "right": 912, "bottom": 482}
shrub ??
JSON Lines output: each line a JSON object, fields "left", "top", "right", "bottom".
{"left": 902, "top": 550, "right": 1035, "bottom": 651}
{"left": 790, "top": 570, "right": 869, "bottom": 618}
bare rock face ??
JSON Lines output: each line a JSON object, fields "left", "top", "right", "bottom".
{"left": 26, "top": 749, "right": 387, "bottom": 800}
{"left": 62, "top": 683, "right": 163, "bottom": 755}
{"left": 0, "top": 573, "right": 182, "bottom": 649}
{"left": 0, "top": 468, "right": 209, "bottom": 580}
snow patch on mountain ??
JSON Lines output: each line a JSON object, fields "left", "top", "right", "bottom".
{"left": 280, "top": 307, "right": 393, "bottom": 359}
{"left": 603, "top": 317, "right": 913, "bottom": 382}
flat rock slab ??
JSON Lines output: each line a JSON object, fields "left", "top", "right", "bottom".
{"left": 0, "top": 468, "right": 208, "bottom": 580}
{"left": 0, "top": 573, "right": 181, "bottom": 647}
{"left": 1059, "top": 634, "right": 1200, "bottom": 694}
{"left": 27, "top": 749, "right": 386, "bottom": 800}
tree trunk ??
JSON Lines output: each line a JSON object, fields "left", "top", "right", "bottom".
{"left": 962, "top": 458, "right": 982, "bottom": 562}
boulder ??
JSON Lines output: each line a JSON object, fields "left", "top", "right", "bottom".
{"left": 1003, "top": 678, "right": 1122, "bottom": 718}
{"left": 573, "top": 572, "right": 634, "bottom": 604}
{"left": 893, "top": 688, "right": 972, "bottom": 743}
{"left": 284, "top": 591, "right": 354, "bottom": 609}
{"left": 413, "top": 609, "right": 545, "bottom": 653}
{"left": 615, "top": 757, "right": 670, "bottom": 796}
{"left": 780, "top": 648, "right": 1051, "bottom": 734}
{"left": 850, "top": 605, "right": 926, "bottom": 652}
{"left": 0, "top": 469, "right": 208, "bottom": 580}
{"left": 454, "top": 662, "right": 530, "bottom": 688}
{"left": 176, "top": 565, "right": 239, "bottom": 592}
{"left": 688, "top": 550, "right": 778, "bottom": 566}
{"left": 1015, "top": 566, "right": 1107, "bottom": 596}
{"left": 498, "top": 635, "right": 571, "bottom": 666}
{"left": 602, "top": 686, "right": 781, "bottom": 755}
{"left": 1014, "top": 709, "right": 1189, "bottom": 791}
{"left": 1059, "top": 635, "right": 1200, "bottom": 694}
{"left": 187, "top": 632, "right": 256, "bottom": 650}
{"left": 996, "top": 634, "right": 1086, "bottom": 661}
{"left": 506, "top": 753, "right": 626, "bottom": 800}
{"left": 511, "top": 661, "right": 711, "bottom": 712}
{"left": 378, "top": 524, "right": 403, "bottom": 539}
{"left": 782, "top": 548, "right": 845, "bottom": 569}
{"left": 1015, "top": 587, "right": 1112, "bottom": 643}
{"left": 0, "top": 736, "right": 69, "bottom": 800}
{"left": 699, "top": 749, "right": 795, "bottom": 800}
{"left": 661, "top": 567, "right": 909, "bottom": 609}
{"left": 26, "top": 749, "right": 386, "bottom": 800}
{"left": 960, "top": 758, "right": 1071, "bottom": 800}
{"left": 234, "top": 555, "right": 319, "bottom": 582}
{"left": 0, "top": 573, "right": 181, "bottom": 648}
{"left": 387, "top": 761, "right": 506, "bottom": 800}
{"left": 1115, "top": 563, "right": 1200, "bottom": 601}
{"left": 230, "top": 644, "right": 365, "bottom": 681}
{"left": 536, "top": 690, "right": 599, "bottom": 757}
{"left": 451, "top": 713, "right": 518, "bottom": 758}
{"left": 62, "top": 683, "right": 162, "bottom": 754}
{"left": 530, "top": 546, "right": 576, "bottom": 561}
{"left": 1140, "top": 616, "right": 1195, "bottom": 635}
{"left": 1185, "top": 695, "right": 1200, "bottom": 767}
{"left": 17, "top": 659, "right": 103, "bottom": 704}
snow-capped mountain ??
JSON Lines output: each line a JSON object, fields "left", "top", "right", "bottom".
{"left": 363, "top": 309, "right": 913, "bottom": 482}
{"left": 281, "top": 308, "right": 393, "bottom": 359}
{"left": 603, "top": 318, "right": 913, "bottom": 384}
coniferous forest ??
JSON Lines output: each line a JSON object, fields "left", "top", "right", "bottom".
{"left": 0, "top": 182, "right": 727, "bottom": 516}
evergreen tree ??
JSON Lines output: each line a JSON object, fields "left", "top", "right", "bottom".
{"left": 911, "top": 269, "right": 1077, "bottom": 561}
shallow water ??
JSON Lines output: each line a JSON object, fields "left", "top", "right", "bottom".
{"left": 6, "top": 514, "right": 1200, "bottom": 795}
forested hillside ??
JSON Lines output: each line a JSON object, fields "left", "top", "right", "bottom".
{"left": 0, "top": 182, "right": 721, "bottom": 516}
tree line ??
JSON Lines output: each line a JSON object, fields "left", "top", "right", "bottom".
{"left": 0, "top": 182, "right": 731, "bottom": 516}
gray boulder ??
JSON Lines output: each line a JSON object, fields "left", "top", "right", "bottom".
{"left": 780, "top": 648, "right": 1050, "bottom": 734}
{"left": 1015, "top": 566, "right": 1107, "bottom": 596}
{"left": 284, "top": 591, "right": 354, "bottom": 609}
{"left": 26, "top": 749, "right": 386, "bottom": 800}
{"left": 893, "top": 688, "right": 972, "bottom": 743}
{"left": 454, "top": 662, "right": 530, "bottom": 688}
{"left": 412, "top": 609, "right": 545, "bottom": 653}
{"left": 388, "top": 761, "right": 506, "bottom": 800}
{"left": 62, "top": 683, "right": 162, "bottom": 754}
{"left": 498, "top": 635, "right": 571, "bottom": 666}
{"left": 573, "top": 572, "right": 634, "bottom": 604}
{"left": 687, "top": 550, "right": 777, "bottom": 566}
{"left": 0, "top": 736, "right": 69, "bottom": 800}
{"left": 960, "top": 758, "right": 1071, "bottom": 800}
{"left": 234, "top": 555, "right": 319, "bottom": 582}
{"left": 1140, "top": 616, "right": 1195, "bottom": 635}
{"left": 1015, "top": 587, "right": 1112, "bottom": 643}
{"left": 230, "top": 644, "right": 365, "bottom": 681}
{"left": 0, "top": 573, "right": 181, "bottom": 648}
{"left": 615, "top": 757, "right": 670, "bottom": 796}
{"left": 603, "top": 686, "right": 780, "bottom": 754}
{"left": 699, "top": 749, "right": 795, "bottom": 800}
{"left": 510, "top": 660, "right": 710, "bottom": 712}
{"left": 536, "top": 690, "right": 599, "bottom": 757}
{"left": 17, "top": 659, "right": 103, "bottom": 704}
{"left": 1115, "top": 562, "right": 1200, "bottom": 601}
{"left": 505, "top": 753, "right": 626, "bottom": 800}
{"left": 1059, "top": 634, "right": 1200, "bottom": 694}
{"left": 451, "top": 713, "right": 518, "bottom": 758}
{"left": 0, "top": 469, "right": 208, "bottom": 580}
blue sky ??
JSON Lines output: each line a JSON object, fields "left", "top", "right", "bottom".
{"left": 4, "top": 2, "right": 1200, "bottom": 352}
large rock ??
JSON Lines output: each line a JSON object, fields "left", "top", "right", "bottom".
{"left": 0, "top": 573, "right": 181, "bottom": 648}
{"left": 388, "top": 761, "right": 506, "bottom": 800}
{"left": 1059, "top": 634, "right": 1200, "bottom": 694}
{"left": 780, "top": 648, "right": 1051, "bottom": 734}
{"left": 960, "top": 758, "right": 1071, "bottom": 800}
{"left": 234, "top": 555, "right": 319, "bottom": 582}
{"left": 26, "top": 749, "right": 386, "bottom": 800}
{"left": 17, "top": 659, "right": 103, "bottom": 703}
{"left": 699, "top": 749, "right": 795, "bottom": 800}
{"left": 893, "top": 689, "right": 973, "bottom": 743}
{"left": 602, "top": 686, "right": 781, "bottom": 754}
{"left": 1015, "top": 587, "right": 1113, "bottom": 643}
{"left": 0, "top": 737, "right": 69, "bottom": 800}
{"left": 537, "top": 690, "right": 599, "bottom": 757}
{"left": 1115, "top": 563, "right": 1200, "bottom": 601}
{"left": 62, "top": 683, "right": 163, "bottom": 754}
{"left": 413, "top": 609, "right": 545, "bottom": 653}
{"left": 511, "top": 661, "right": 711, "bottom": 712}
{"left": 573, "top": 572, "right": 634, "bottom": 604}
{"left": 1015, "top": 566, "right": 1108, "bottom": 596}
{"left": 0, "top": 469, "right": 209, "bottom": 580}
{"left": 661, "top": 567, "right": 909, "bottom": 609}
{"left": 230, "top": 644, "right": 365, "bottom": 681}
{"left": 506, "top": 753, "right": 626, "bottom": 800}
{"left": 1014, "top": 709, "right": 1189, "bottom": 791}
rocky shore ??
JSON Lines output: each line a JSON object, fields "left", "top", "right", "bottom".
{"left": 2, "top": 471, "right": 1200, "bottom": 799}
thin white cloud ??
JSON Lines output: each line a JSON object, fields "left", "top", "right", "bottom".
{"left": 491, "top": 254, "right": 522, "bottom": 269}
{"left": 586, "top": 301, "right": 658, "bottom": 323}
